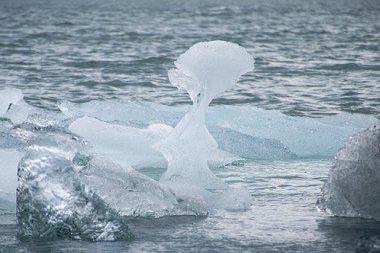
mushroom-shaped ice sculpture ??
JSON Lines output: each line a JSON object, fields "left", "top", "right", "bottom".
{"left": 154, "top": 41, "right": 254, "bottom": 194}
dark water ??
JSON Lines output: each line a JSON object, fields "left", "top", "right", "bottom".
{"left": 0, "top": 0, "right": 379, "bottom": 117}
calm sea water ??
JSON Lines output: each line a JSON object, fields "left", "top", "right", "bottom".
{"left": 0, "top": 0, "right": 379, "bottom": 252}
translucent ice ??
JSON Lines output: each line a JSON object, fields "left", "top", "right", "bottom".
{"left": 0, "top": 149, "right": 23, "bottom": 203}
{"left": 317, "top": 123, "right": 380, "bottom": 220}
{"left": 60, "top": 100, "right": 378, "bottom": 159}
{"left": 153, "top": 41, "right": 254, "bottom": 209}
{"left": 69, "top": 116, "right": 239, "bottom": 168}
{"left": 80, "top": 157, "right": 208, "bottom": 217}
{"left": 17, "top": 150, "right": 133, "bottom": 241}
{"left": 211, "top": 126, "right": 296, "bottom": 160}
{"left": 69, "top": 116, "right": 170, "bottom": 168}
{"left": 0, "top": 88, "right": 22, "bottom": 117}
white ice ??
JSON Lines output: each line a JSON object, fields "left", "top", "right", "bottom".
{"left": 0, "top": 88, "right": 23, "bottom": 117}
{"left": 151, "top": 41, "right": 254, "bottom": 210}
{"left": 60, "top": 100, "right": 378, "bottom": 160}
{"left": 154, "top": 41, "right": 254, "bottom": 190}
{"left": 0, "top": 149, "right": 23, "bottom": 203}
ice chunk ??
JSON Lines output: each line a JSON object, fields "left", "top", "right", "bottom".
{"left": 0, "top": 88, "right": 22, "bottom": 117}
{"left": 4, "top": 100, "right": 32, "bottom": 125}
{"left": 80, "top": 157, "right": 208, "bottom": 217}
{"left": 207, "top": 105, "right": 379, "bottom": 158}
{"left": 317, "top": 123, "right": 380, "bottom": 220}
{"left": 154, "top": 41, "right": 253, "bottom": 210}
{"left": 17, "top": 150, "right": 133, "bottom": 241}
{"left": 168, "top": 40, "right": 254, "bottom": 103}
{"left": 69, "top": 116, "right": 171, "bottom": 168}
{"left": 59, "top": 99, "right": 378, "bottom": 159}
{"left": 69, "top": 116, "right": 239, "bottom": 168}
{"left": 210, "top": 126, "right": 297, "bottom": 160}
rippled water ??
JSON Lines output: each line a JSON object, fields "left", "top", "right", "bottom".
{"left": 0, "top": 0, "right": 379, "bottom": 117}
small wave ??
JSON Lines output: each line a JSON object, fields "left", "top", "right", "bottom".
{"left": 77, "top": 80, "right": 156, "bottom": 88}
{"left": 316, "top": 63, "right": 380, "bottom": 71}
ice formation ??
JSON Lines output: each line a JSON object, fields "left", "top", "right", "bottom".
{"left": 317, "top": 123, "right": 380, "bottom": 220}
{"left": 80, "top": 157, "right": 208, "bottom": 217}
{"left": 60, "top": 100, "right": 378, "bottom": 159}
{"left": 69, "top": 116, "right": 239, "bottom": 169}
{"left": 153, "top": 41, "right": 254, "bottom": 208}
{"left": 69, "top": 116, "right": 171, "bottom": 168}
{"left": 17, "top": 151, "right": 133, "bottom": 241}
{"left": 211, "top": 126, "right": 296, "bottom": 160}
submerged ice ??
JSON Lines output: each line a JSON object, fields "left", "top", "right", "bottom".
{"left": 317, "top": 123, "right": 380, "bottom": 220}
{"left": 17, "top": 150, "right": 133, "bottom": 241}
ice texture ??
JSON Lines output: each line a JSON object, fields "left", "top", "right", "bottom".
{"left": 153, "top": 41, "right": 254, "bottom": 209}
{"left": 17, "top": 150, "right": 133, "bottom": 241}
{"left": 69, "top": 116, "right": 170, "bottom": 168}
{"left": 317, "top": 123, "right": 380, "bottom": 220}
{"left": 0, "top": 149, "right": 23, "bottom": 203}
{"left": 59, "top": 100, "right": 378, "bottom": 159}
{"left": 211, "top": 126, "right": 297, "bottom": 160}
{"left": 0, "top": 88, "right": 22, "bottom": 117}
{"left": 80, "top": 157, "right": 208, "bottom": 217}
{"left": 69, "top": 116, "right": 239, "bottom": 168}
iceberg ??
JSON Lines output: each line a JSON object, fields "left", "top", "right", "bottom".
{"left": 153, "top": 41, "right": 254, "bottom": 209}
{"left": 69, "top": 116, "right": 171, "bottom": 168}
{"left": 317, "top": 123, "right": 380, "bottom": 220}
{"left": 60, "top": 100, "right": 378, "bottom": 160}
{"left": 17, "top": 150, "right": 133, "bottom": 241}
{"left": 69, "top": 116, "right": 239, "bottom": 168}
{"left": 210, "top": 126, "right": 297, "bottom": 160}
{"left": 80, "top": 157, "right": 208, "bottom": 217}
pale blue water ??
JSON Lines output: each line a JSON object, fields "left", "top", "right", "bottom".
{"left": 0, "top": 0, "right": 379, "bottom": 252}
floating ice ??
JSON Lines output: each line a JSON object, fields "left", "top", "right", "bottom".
{"left": 211, "top": 126, "right": 296, "bottom": 160}
{"left": 60, "top": 100, "right": 378, "bottom": 159}
{"left": 17, "top": 150, "right": 133, "bottom": 241}
{"left": 69, "top": 116, "right": 170, "bottom": 168}
{"left": 207, "top": 106, "right": 379, "bottom": 158}
{"left": 0, "top": 149, "right": 23, "bottom": 204}
{"left": 317, "top": 123, "right": 380, "bottom": 220}
{"left": 80, "top": 157, "right": 208, "bottom": 217}
{"left": 0, "top": 88, "right": 23, "bottom": 117}
{"left": 153, "top": 41, "right": 254, "bottom": 209}
{"left": 69, "top": 116, "right": 239, "bottom": 168}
